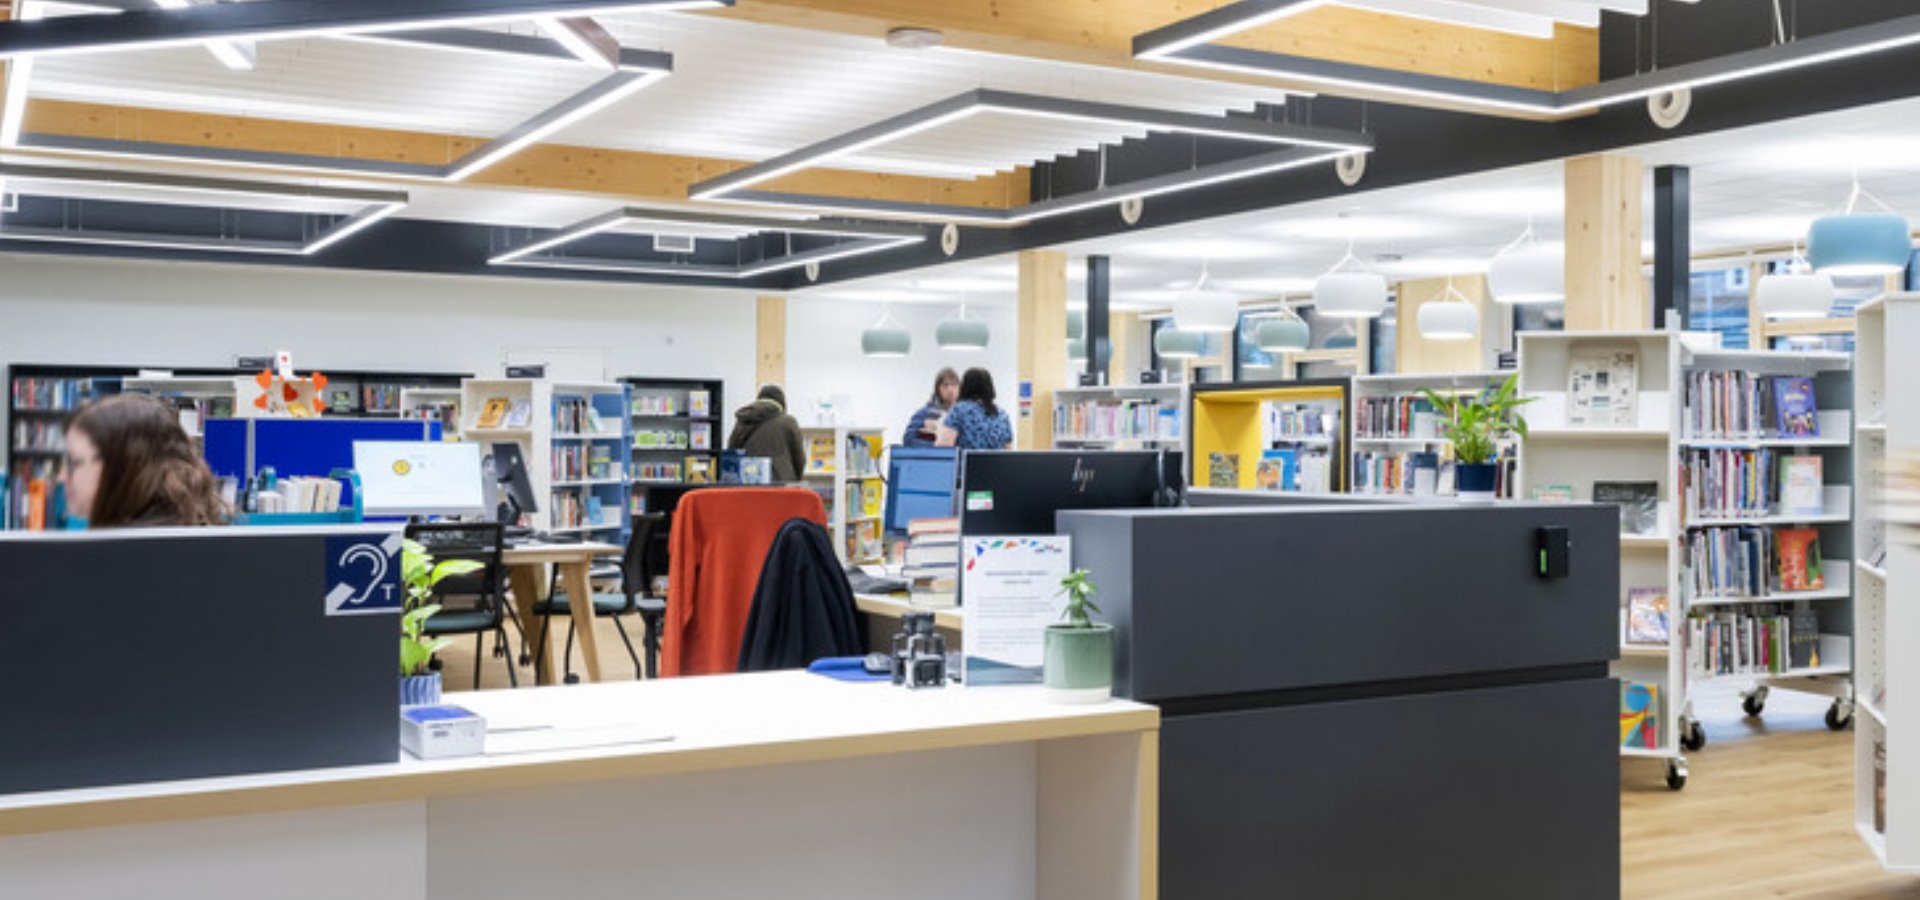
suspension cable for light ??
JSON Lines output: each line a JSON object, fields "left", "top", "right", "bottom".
{"left": 1488, "top": 222, "right": 1563, "bottom": 304}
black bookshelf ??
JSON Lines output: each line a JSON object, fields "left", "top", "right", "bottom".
{"left": 619, "top": 376, "right": 725, "bottom": 512}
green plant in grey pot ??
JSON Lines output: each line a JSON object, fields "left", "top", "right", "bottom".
{"left": 400, "top": 539, "right": 482, "bottom": 707}
{"left": 1044, "top": 568, "right": 1115, "bottom": 704}
{"left": 1419, "top": 373, "right": 1532, "bottom": 503}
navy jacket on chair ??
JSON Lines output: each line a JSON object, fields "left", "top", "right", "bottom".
{"left": 737, "top": 518, "right": 866, "bottom": 672}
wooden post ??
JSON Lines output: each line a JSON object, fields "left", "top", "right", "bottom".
{"left": 1748, "top": 260, "right": 1770, "bottom": 350}
{"left": 1396, "top": 275, "right": 1494, "bottom": 374}
{"left": 756, "top": 295, "right": 786, "bottom": 390}
{"left": 1564, "top": 154, "right": 1649, "bottom": 332}
{"left": 1017, "top": 250, "right": 1069, "bottom": 450}
{"left": 1110, "top": 312, "right": 1140, "bottom": 385}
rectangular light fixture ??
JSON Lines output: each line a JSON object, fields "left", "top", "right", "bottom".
{"left": 1136, "top": 1, "right": 1920, "bottom": 119}
{"left": 0, "top": 0, "right": 731, "bottom": 60}
{"left": 444, "top": 68, "right": 666, "bottom": 180}
{"left": 489, "top": 206, "right": 926, "bottom": 280}
{"left": 0, "top": 162, "right": 409, "bottom": 256}
{"left": 151, "top": 0, "right": 257, "bottom": 71}
{"left": 689, "top": 88, "right": 1372, "bottom": 226}
{"left": 533, "top": 16, "right": 619, "bottom": 70}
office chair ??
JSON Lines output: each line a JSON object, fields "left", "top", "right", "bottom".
{"left": 405, "top": 521, "right": 517, "bottom": 690}
{"left": 533, "top": 514, "right": 666, "bottom": 681}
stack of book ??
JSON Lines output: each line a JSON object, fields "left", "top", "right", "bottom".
{"left": 902, "top": 517, "right": 960, "bottom": 608}
{"left": 1684, "top": 525, "right": 1824, "bottom": 599}
{"left": 1355, "top": 393, "right": 1439, "bottom": 438}
{"left": 1685, "top": 608, "right": 1820, "bottom": 678}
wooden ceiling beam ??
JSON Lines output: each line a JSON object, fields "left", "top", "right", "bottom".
{"left": 708, "top": 0, "right": 1599, "bottom": 97}
{"left": 19, "top": 98, "right": 1031, "bottom": 210}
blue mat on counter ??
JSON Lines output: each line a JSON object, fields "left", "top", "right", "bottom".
{"left": 807, "top": 657, "right": 890, "bottom": 683}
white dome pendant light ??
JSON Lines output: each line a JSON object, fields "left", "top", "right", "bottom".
{"left": 1756, "top": 244, "right": 1837, "bottom": 320}
{"left": 860, "top": 304, "right": 912, "bottom": 358}
{"left": 1489, "top": 222, "right": 1564, "bottom": 304}
{"left": 1807, "top": 169, "right": 1913, "bottom": 277}
{"left": 936, "top": 299, "right": 991, "bottom": 351}
{"left": 1416, "top": 276, "right": 1480, "bottom": 342}
{"left": 1313, "top": 240, "right": 1388, "bottom": 319}
{"left": 1172, "top": 260, "right": 1239, "bottom": 332}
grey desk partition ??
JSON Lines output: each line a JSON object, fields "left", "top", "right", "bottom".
{"left": 1058, "top": 502, "right": 1620, "bottom": 900}
{"left": 0, "top": 525, "right": 403, "bottom": 794}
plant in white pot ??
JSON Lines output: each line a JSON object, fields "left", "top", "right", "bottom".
{"left": 400, "top": 539, "right": 483, "bottom": 707}
{"left": 1419, "top": 373, "right": 1532, "bottom": 503}
{"left": 1044, "top": 568, "right": 1115, "bottom": 704}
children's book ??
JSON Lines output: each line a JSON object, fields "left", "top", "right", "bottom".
{"left": 1620, "top": 681, "right": 1660, "bottom": 749}
{"left": 475, "top": 397, "right": 510, "bottom": 429}
{"left": 504, "top": 399, "right": 533, "bottom": 429}
{"left": 1255, "top": 449, "right": 1295, "bottom": 491}
{"left": 1775, "top": 527, "right": 1825, "bottom": 592}
{"left": 1208, "top": 452, "right": 1239, "bottom": 489}
{"left": 1772, "top": 376, "right": 1820, "bottom": 437}
{"left": 1625, "top": 588, "right": 1671, "bottom": 644}
{"left": 1779, "top": 455, "right": 1824, "bottom": 517}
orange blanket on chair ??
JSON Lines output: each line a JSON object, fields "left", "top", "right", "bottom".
{"left": 662, "top": 487, "right": 828, "bottom": 677}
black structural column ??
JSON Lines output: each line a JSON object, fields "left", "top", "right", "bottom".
{"left": 1654, "top": 165, "right": 1691, "bottom": 330}
{"left": 1086, "top": 255, "right": 1112, "bottom": 384}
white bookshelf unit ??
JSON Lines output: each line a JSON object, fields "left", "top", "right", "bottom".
{"left": 399, "top": 387, "right": 463, "bottom": 441}
{"left": 1351, "top": 371, "right": 1520, "bottom": 498}
{"left": 120, "top": 375, "right": 245, "bottom": 440}
{"left": 1680, "top": 346, "right": 1855, "bottom": 732}
{"left": 1051, "top": 384, "right": 1187, "bottom": 452}
{"left": 800, "top": 426, "right": 885, "bottom": 565}
{"left": 1518, "top": 331, "right": 1691, "bottom": 790}
{"left": 462, "top": 378, "right": 633, "bottom": 545}
{"left": 1854, "top": 295, "right": 1919, "bottom": 870}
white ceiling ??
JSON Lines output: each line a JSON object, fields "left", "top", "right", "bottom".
{"left": 802, "top": 94, "right": 1920, "bottom": 313}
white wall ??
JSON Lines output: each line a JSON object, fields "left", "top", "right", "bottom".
{"left": 0, "top": 252, "right": 761, "bottom": 436}
{"left": 784, "top": 296, "right": 1019, "bottom": 446}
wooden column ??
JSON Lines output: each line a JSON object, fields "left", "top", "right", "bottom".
{"left": 1395, "top": 275, "right": 1494, "bottom": 374}
{"left": 1017, "top": 250, "right": 1069, "bottom": 450}
{"left": 1564, "top": 154, "right": 1649, "bottom": 332}
{"left": 1110, "top": 312, "right": 1141, "bottom": 385}
{"left": 1747, "top": 259, "right": 1770, "bottom": 350}
{"left": 756, "top": 295, "right": 786, "bottom": 389}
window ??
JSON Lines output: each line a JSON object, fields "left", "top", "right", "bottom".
{"left": 1688, "top": 267, "right": 1751, "bottom": 349}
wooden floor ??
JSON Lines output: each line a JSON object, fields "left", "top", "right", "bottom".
{"left": 443, "top": 626, "right": 1917, "bottom": 898}
{"left": 1625, "top": 681, "right": 1920, "bottom": 899}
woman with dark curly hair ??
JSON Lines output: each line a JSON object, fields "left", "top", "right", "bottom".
{"left": 64, "top": 393, "right": 229, "bottom": 527}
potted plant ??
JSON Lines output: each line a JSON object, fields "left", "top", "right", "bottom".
{"left": 1044, "top": 568, "right": 1115, "bottom": 704}
{"left": 1419, "top": 373, "right": 1533, "bottom": 503}
{"left": 400, "top": 539, "right": 483, "bottom": 707}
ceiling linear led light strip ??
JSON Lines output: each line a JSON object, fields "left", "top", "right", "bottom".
{"left": 1133, "top": 0, "right": 1920, "bottom": 119}
{"left": 0, "top": 1, "right": 688, "bottom": 184}
{"left": 0, "top": 163, "right": 409, "bottom": 256}
{"left": 0, "top": 0, "right": 731, "bottom": 59}
{"left": 489, "top": 206, "right": 927, "bottom": 280}
{"left": 689, "top": 88, "right": 1374, "bottom": 226}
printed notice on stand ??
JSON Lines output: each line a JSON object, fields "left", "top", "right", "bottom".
{"left": 961, "top": 535, "right": 1071, "bottom": 686}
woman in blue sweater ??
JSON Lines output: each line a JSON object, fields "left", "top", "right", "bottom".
{"left": 902, "top": 368, "right": 959, "bottom": 448}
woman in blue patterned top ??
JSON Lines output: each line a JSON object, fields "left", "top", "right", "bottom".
{"left": 936, "top": 368, "right": 1013, "bottom": 450}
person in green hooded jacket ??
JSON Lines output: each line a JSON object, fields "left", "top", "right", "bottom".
{"left": 726, "top": 384, "right": 807, "bottom": 483}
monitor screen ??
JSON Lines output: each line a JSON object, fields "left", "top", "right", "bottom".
{"left": 957, "top": 449, "right": 1184, "bottom": 537}
{"left": 352, "top": 441, "right": 487, "bottom": 519}
{"left": 485, "top": 441, "right": 540, "bottom": 519}
{"left": 885, "top": 446, "right": 959, "bottom": 535}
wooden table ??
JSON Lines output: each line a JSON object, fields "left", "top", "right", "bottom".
{"left": 503, "top": 541, "right": 622, "bottom": 685}
{"left": 854, "top": 591, "right": 964, "bottom": 651}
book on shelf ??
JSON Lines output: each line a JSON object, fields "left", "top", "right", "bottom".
{"left": 1533, "top": 484, "right": 1575, "bottom": 503}
{"left": 476, "top": 397, "right": 510, "bottom": 429}
{"left": 1680, "top": 447, "right": 1780, "bottom": 520}
{"left": 1779, "top": 455, "right": 1824, "bottom": 516}
{"left": 1256, "top": 450, "right": 1293, "bottom": 491}
{"left": 1775, "top": 527, "right": 1825, "bottom": 592}
{"left": 1789, "top": 609, "right": 1820, "bottom": 669}
{"left": 806, "top": 434, "right": 836, "bottom": 473}
{"left": 1683, "top": 369, "right": 1773, "bottom": 438}
{"left": 1208, "top": 452, "right": 1239, "bottom": 489}
{"left": 1593, "top": 481, "right": 1659, "bottom": 535}
{"left": 689, "top": 390, "right": 710, "bottom": 418}
{"left": 504, "top": 399, "right": 533, "bottom": 429}
{"left": 11, "top": 376, "right": 102, "bottom": 411}
{"left": 847, "top": 519, "right": 883, "bottom": 562}
{"left": 1567, "top": 345, "right": 1638, "bottom": 428}
{"left": 1620, "top": 681, "right": 1660, "bottom": 749}
{"left": 1355, "top": 393, "right": 1440, "bottom": 439}
{"left": 1685, "top": 608, "right": 1822, "bottom": 677}
{"left": 1685, "top": 526, "right": 1774, "bottom": 598}
{"left": 1771, "top": 376, "right": 1820, "bottom": 438}
{"left": 690, "top": 423, "right": 712, "bottom": 450}
{"left": 361, "top": 383, "right": 403, "bottom": 413}
{"left": 685, "top": 456, "right": 714, "bottom": 484}
{"left": 1625, "top": 588, "right": 1671, "bottom": 645}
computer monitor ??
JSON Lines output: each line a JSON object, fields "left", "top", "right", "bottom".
{"left": 956, "top": 449, "right": 1185, "bottom": 537}
{"left": 485, "top": 441, "right": 540, "bottom": 526}
{"left": 352, "top": 440, "right": 487, "bottom": 519}
{"left": 884, "top": 446, "right": 959, "bottom": 535}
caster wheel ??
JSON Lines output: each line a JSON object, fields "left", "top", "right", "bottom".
{"left": 1681, "top": 721, "right": 1707, "bottom": 752}
{"left": 1666, "top": 759, "right": 1688, "bottom": 791}
{"left": 1742, "top": 693, "right": 1766, "bottom": 718}
{"left": 1827, "top": 702, "right": 1854, "bottom": 731}
{"left": 564, "top": 674, "right": 581, "bottom": 685}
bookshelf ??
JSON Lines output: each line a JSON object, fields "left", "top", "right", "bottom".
{"left": 1190, "top": 379, "right": 1350, "bottom": 493}
{"left": 462, "top": 378, "right": 633, "bottom": 545}
{"left": 1854, "top": 295, "right": 1919, "bottom": 869}
{"left": 1677, "top": 346, "right": 1855, "bottom": 734}
{"left": 799, "top": 425, "right": 885, "bottom": 564}
{"left": 1350, "top": 371, "right": 1520, "bottom": 499}
{"left": 1051, "top": 384, "right": 1187, "bottom": 452}
{"left": 620, "top": 377, "right": 723, "bottom": 514}
{"left": 1518, "top": 331, "right": 1691, "bottom": 789}
{"left": 399, "top": 387, "right": 464, "bottom": 441}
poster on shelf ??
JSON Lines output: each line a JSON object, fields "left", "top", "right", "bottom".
{"left": 961, "top": 535, "right": 1072, "bottom": 686}
{"left": 1567, "top": 345, "right": 1639, "bottom": 428}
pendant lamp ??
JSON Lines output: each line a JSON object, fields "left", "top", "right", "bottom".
{"left": 1416, "top": 277, "right": 1480, "bottom": 341}
{"left": 1173, "top": 261, "right": 1239, "bottom": 332}
{"left": 1254, "top": 309, "right": 1311, "bottom": 352}
{"left": 1755, "top": 247, "right": 1836, "bottom": 320}
{"left": 1154, "top": 326, "right": 1204, "bottom": 359}
{"left": 860, "top": 307, "right": 912, "bottom": 358}
{"left": 1489, "top": 224, "right": 1563, "bottom": 304}
{"left": 936, "top": 301, "right": 990, "bottom": 351}
{"left": 1808, "top": 174, "right": 1911, "bottom": 276}
{"left": 1313, "top": 242, "right": 1388, "bottom": 319}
